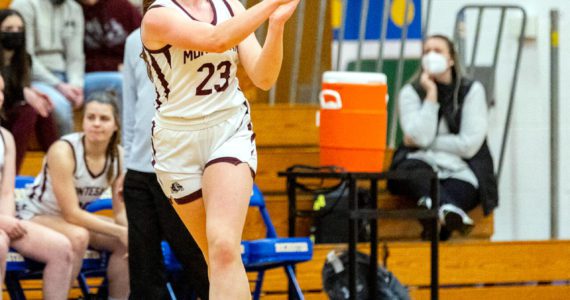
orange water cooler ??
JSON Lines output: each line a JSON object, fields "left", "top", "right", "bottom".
{"left": 318, "top": 71, "right": 388, "bottom": 172}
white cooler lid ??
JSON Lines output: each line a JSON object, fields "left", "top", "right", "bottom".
{"left": 322, "top": 71, "right": 387, "bottom": 84}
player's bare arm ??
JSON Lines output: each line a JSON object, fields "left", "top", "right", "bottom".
{"left": 234, "top": 0, "right": 300, "bottom": 90}
{"left": 142, "top": 0, "right": 296, "bottom": 53}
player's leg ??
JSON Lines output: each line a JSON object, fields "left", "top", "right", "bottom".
{"left": 89, "top": 217, "right": 129, "bottom": 300}
{"left": 202, "top": 162, "right": 253, "bottom": 300}
{"left": 12, "top": 220, "right": 74, "bottom": 299}
{"left": 31, "top": 215, "right": 90, "bottom": 284}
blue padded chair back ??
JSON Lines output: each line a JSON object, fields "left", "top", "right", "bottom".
{"left": 15, "top": 176, "right": 34, "bottom": 189}
{"left": 84, "top": 198, "right": 113, "bottom": 212}
{"left": 250, "top": 184, "right": 277, "bottom": 238}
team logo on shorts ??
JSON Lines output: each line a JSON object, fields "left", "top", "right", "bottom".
{"left": 170, "top": 182, "right": 184, "bottom": 194}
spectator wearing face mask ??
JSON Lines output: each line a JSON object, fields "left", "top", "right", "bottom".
{"left": 0, "top": 9, "right": 58, "bottom": 172}
{"left": 387, "top": 34, "right": 497, "bottom": 241}
{"left": 10, "top": 0, "right": 85, "bottom": 135}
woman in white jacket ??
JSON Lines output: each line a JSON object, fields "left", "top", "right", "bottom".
{"left": 388, "top": 35, "right": 497, "bottom": 241}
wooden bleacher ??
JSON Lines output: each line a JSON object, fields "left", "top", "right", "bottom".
{"left": 18, "top": 103, "right": 570, "bottom": 299}
{"left": 245, "top": 103, "right": 493, "bottom": 241}
{"left": 245, "top": 240, "right": 570, "bottom": 299}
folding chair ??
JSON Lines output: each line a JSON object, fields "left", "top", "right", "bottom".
{"left": 82, "top": 198, "right": 181, "bottom": 300}
{"left": 78, "top": 198, "right": 113, "bottom": 298}
{"left": 243, "top": 184, "right": 313, "bottom": 300}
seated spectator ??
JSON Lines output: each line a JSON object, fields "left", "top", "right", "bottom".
{"left": 17, "top": 91, "right": 129, "bottom": 299}
{"left": 11, "top": 0, "right": 84, "bottom": 135}
{"left": 388, "top": 34, "right": 498, "bottom": 241}
{"left": 0, "top": 9, "right": 58, "bottom": 172}
{"left": 0, "top": 73, "right": 74, "bottom": 300}
{"left": 79, "top": 0, "right": 142, "bottom": 112}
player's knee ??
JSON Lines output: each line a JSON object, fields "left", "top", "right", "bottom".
{"left": 209, "top": 238, "right": 240, "bottom": 269}
{"left": 68, "top": 227, "right": 90, "bottom": 253}
{"left": 111, "top": 239, "right": 128, "bottom": 255}
{"left": 52, "top": 236, "right": 73, "bottom": 264}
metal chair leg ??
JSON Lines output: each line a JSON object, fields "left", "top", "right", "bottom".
{"left": 5, "top": 273, "right": 26, "bottom": 300}
{"left": 284, "top": 265, "right": 304, "bottom": 300}
{"left": 252, "top": 270, "right": 265, "bottom": 300}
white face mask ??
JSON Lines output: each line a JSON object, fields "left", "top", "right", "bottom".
{"left": 422, "top": 52, "right": 449, "bottom": 75}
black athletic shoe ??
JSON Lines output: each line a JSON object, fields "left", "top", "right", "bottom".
{"left": 441, "top": 204, "right": 474, "bottom": 236}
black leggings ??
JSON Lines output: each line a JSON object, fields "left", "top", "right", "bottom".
{"left": 388, "top": 159, "right": 479, "bottom": 212}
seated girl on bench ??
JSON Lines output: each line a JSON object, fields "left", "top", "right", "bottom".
{"left": 17, "top": 91, "right": 129, "bottom": 299}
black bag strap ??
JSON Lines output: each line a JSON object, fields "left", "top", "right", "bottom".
{"left": 286, "top": 164, "right": 347, "bottom": 194}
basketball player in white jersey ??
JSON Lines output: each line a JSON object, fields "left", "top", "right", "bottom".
{"left": 142, "top": 0, "right": 299, "bottom": 298}
{"left": 17, "top": 91, "right": 129, "bottom": 300}
{"left": 0, "top": 74, "right": 75, "bottom": 300}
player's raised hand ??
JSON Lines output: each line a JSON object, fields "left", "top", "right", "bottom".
{"left": 269, "top": 0, "right": 301, "bottom": 26}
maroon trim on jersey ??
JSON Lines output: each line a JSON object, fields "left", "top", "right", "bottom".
{"left": 204, "top": 157, "right": 256, "bottom": 179}
{"left": 148, "top": 4, "right": 165, "bottom": 10}
{"left": 148, "top": 53, "right": 170, "bottom": 109}
{"left": 151, "top": 121, "right": 157, "bottom": 166}
{"left": 154, "top": 89, "right": 163, "bottom": 111}
{"left": 61, "top": 139, "right": 77, "bottom": 175}
{"left": 222, "top": 0, "right": 234, "bottom": 17}
{"left": 250, "top": 132, "right": 256, "bottom": 143}
{"left": 174, "top": 189, "right": 202, "bottom": 205}
{"left": 35, "top": 164, "right": 49, "bottom": 203}
{"left": 172, "top": 0, "right": 218, "bottom": 25}
{"left": 205, "top": 157, "right": 242, "bottom": 168}
{"left": 27, "top": 175, "right": 40, "bottom": 201}
{"left": 82, "top": 136, "right": 109, "bottom": 179}
{"left": 143, "top": 44, "right": 171, "bottom": 54}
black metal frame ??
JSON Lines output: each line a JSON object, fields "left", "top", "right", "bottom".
{"left": 279, "top": 169, "right": 440, "bottom": 300}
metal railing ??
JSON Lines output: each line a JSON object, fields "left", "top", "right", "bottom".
{"left": 241, "top": 0, "right": 411, "bottom": 107}
{"left": 239, "top": 1, "right": 527, "bottom": 182}
{"left": 453, "top": 5, "right": 526, "bottom": 181}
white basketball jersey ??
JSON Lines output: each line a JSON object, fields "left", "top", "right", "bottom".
{"left": 144, "top": 0, "right": 247, "bottom": 126}
{"left": 21, "top": 133, "right": 118, "bottom": 216}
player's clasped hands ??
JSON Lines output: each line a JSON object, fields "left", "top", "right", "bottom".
{"left": 270, "top": 0, "right": 301, "bottom": 25}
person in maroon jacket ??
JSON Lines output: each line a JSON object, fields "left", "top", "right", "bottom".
{"left": 78, "top": 0, "right": 142, "bottom": 113}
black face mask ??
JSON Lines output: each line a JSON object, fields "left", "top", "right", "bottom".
{"left": 50, "top": 0, "right": 66, "bottom": 5}
{"left": 0, "top": 32, "right": 24, "bottom": 50}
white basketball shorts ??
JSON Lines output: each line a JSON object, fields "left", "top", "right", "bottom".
{"left": 151, "top": 102, "right": 257, "bottom": 204}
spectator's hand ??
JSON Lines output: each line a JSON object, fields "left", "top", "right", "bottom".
{"left": 71, "top": 87, "right": 84, "bottom": 108}
{"left": 24, "top": 87, "right": 54, "bottom": 118}
{"left": 56, "top": 83, "right": 84, "bottom": 108}
{"left": 0, "top": 215, "right": 27, "bottom": 240}
{"left": 403, "top": 134, "right": 418, "bottom": 148}
{"left": 420, "top": 72, "right": 437, "bottom": 102}
{"left": 269, "top": 0, "right": 300, "bottom": 26}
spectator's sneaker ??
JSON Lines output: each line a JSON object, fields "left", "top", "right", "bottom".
{"left": 440, "top": 204, "right": 474, "bottom": 236}
{"left": 417, "top": 196, "right": 432, "bottom": 210}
